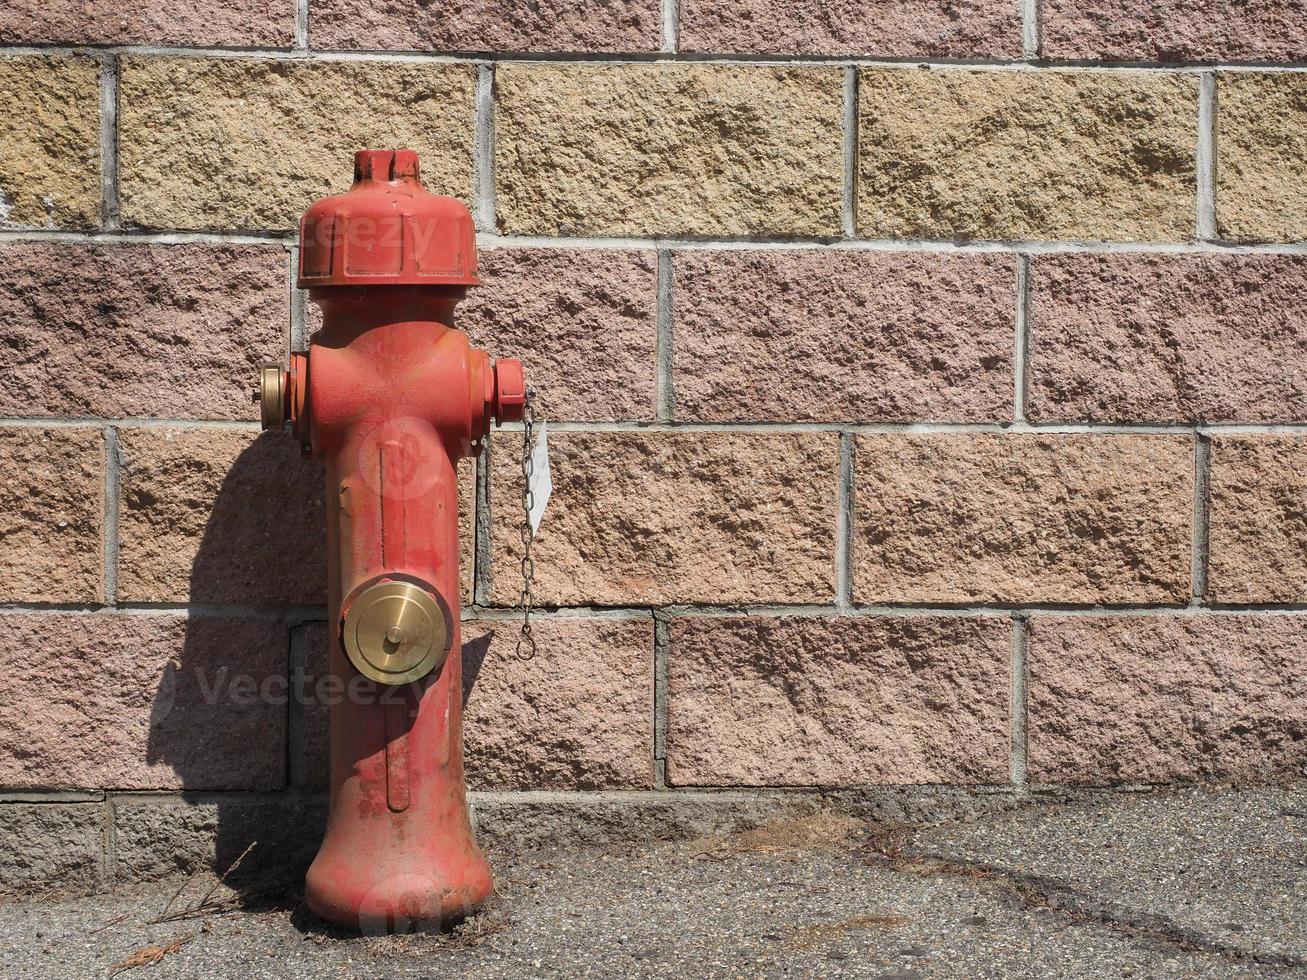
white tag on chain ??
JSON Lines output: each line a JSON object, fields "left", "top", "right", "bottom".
{"left": 527, "top": 420, "right": 552, "bottom": 535}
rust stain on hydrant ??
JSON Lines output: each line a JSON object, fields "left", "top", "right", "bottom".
{"left": 259, "top": 149, "right": 525, "bottom": 932}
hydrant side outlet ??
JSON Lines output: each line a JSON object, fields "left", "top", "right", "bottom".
{"left": 265, "top": 149, "right": 523, "bottom": 932}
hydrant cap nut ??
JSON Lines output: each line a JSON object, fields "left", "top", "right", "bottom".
{"left": 297, "top": 148, "right": 479, "bottom": 290}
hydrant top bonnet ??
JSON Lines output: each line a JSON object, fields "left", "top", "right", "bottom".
{"left": 297, "top": 148, "right": 479, "bottom": 289}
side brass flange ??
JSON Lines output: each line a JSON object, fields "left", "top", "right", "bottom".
{"left": 340, "top": 576, "right": 453, "bottom": 685}
{"left": 257, "top": 362, "right": 287, "bottom": 431}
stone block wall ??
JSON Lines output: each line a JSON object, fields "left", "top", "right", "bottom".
{"left": 1, "top": 0, "right": 1305, "bottom": 894}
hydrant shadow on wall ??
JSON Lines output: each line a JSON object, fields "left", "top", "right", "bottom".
{"left": 259, "top": 149, "right": 526, "bottom": 932}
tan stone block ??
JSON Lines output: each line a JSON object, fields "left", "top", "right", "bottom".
{"left": 853, "top": 434, "right": 1194, "bottom": 604}
{"left": 666, "top": 615, "right": 1011, "bottom": 786}
{"left": 0, "top": 55, "right": 100, "bottom": 229}
{"left": 118, "top": 58, "right": 475, "bottom": 231}
{"left": 117, "top": 427, "right": 476, "bottom": 606}
{"left": 1028, "top": 615, "right": 1307, "bottom": 783}
{"left": 0, "top": 613, "right": 287, "bottom": 790}
{"left": 117, "top": 428, "right": 325, "bottom": 605}
{"left": 0, "top": 427, "right": 102, "bottom": 603}
{"left": 495, "top": 64, "right": 843, "bottom": 237}
{"left": 489, "top": 431, "right": 839, "bottom": 606}
{"left": 1216, "top": 73, "right": 1307, "bottom": 243}
{"left": 1207, "top": 436, "right": 1307, "bottom": 602}
{"left": 859, "top": 68, "right": 1198, "bottom": 242}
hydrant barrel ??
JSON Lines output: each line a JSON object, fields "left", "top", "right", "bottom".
{"left": 266, "top": 148, "right": 522, "bottom": 932}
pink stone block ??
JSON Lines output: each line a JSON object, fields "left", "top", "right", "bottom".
{"left": 667, "top": 616, "right": 1011, "bottom": 786}
{"left": 463, "top": 617, "right": 653, "bottom": 789}
{"left": 1042, "top": 0, "right": 1307, "bottom": 63}
{"left": 311, "top": 0, "right": 660, "bottom": 52}
{"left": 674, "top": 249, "right": 1016, "bottom": 423}
{"left": 1028, "top": 615, "right": 1307, "bottom": 784}
{"left": 1207, "top": 436, "right": 1307, "bottom": 603}
{"left": 679, "top": 0, "right": 1021, "bottom": 57}
{"left": 0, "top": 614, "right": 287, "bottom": 791}
{"left": 0, "top": 0, "right": 295, "bottom": 46}
{"left": 460, "top": 249, "right": 658, "bottom": 422}
{"left": 300, "top": 617, "right": 653, "bottom": 790}
{"left": 1028, "top": 253, "right": 1307, "bottom": 423}
{"left": 0, "top": 244, "right": 289, "bottom": 421}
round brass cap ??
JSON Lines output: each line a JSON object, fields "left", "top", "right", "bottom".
{"left": 258, "top": 363, "right": 286, "bottom": 431}
{"left": 340, "top": 579, "right": 452, "bottom": 685}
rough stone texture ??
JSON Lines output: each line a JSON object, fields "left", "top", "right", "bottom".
{"left": 113, "top": 797, "right": 325, "bottom": 885}
{"left": 1041, "top": 0, "right": 1307, "bottom": 63}
{"left": 679, "top": 0, "right": 1021, "bottom": 57}
{"left": 1027, "top": 253, "right": 1307, "bottom": 423}
{"left": 0, "top": 803, "right": 103, "bottom": 896}
{"left": 0, "top": 614, "right": 287, "bottom": 790}
{"left": 673, "top": 250, "right": 1016, "bottom": 423}
{"left": 0, "top": 56, "right": 100, "bottom": 230}
{"left": 1207, "top": 436, "right": 1307, "bottom": 603}
{"left": 471, "top": 790, "right": 827, "bottom": 852}
{"left": 116, "top": 428, "right": 327, "bottom": 605}
{"left": 489, "top": 431, "right": 839, "bottom": 606}
{"left": 0, "top": 427, "right": 103, "bottom": 604}
{"left": 463, "top": 617, "right": 653, "bottom": 789}
{"left": 118, "top": 58, "right": 475, "bottom": 231}
{"left": 293, "top": 623, "right": 330, "bottom": 789}
{"left": 116, "top": 429, "right": 475, "bottom": 606}
{"left": 0, "top": 244, "right": 289, "bottom": 420}
{"left": 298, "top": 616, "right": 652, "bottom": 791}
{"left": 859, "top": 68, "right": 1198, "bottom": 242}
{"left": 495, "top": 64, "right": 843, "bottom": 238}
{"left": 459, "top": 249, "right": 659, "bottom": 422}
{"left": 853, "top": 434, "right": 1194, "bottom": 604}
{"left": 666, "top": 616, "right": 1011, "bottom": 786}
{"left": 0, "top": 0, "right": 294, "bottom": 46}
{"left": 311, "top": 0, "right": 659, "bottom": 51}
{"left": 1216, "top": 73, "right": 1307, "bottom": 243}
{"left": 1028, "top": 615, "right": 1307, "bottom": 783}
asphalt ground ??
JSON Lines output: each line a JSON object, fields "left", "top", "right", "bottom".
{"left": 0, "top": 783, "right": 1302, "bottom": 978}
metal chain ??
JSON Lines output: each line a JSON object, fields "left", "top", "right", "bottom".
{"left": 515, "top": 390, "right": 538, "bottom": 661}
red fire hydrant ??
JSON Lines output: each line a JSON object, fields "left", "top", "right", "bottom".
{"left": 258, "top": 149, "right": 524, "bottom": 931}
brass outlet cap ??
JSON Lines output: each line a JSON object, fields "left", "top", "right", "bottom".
{"left": 258, "top": 363, "right": 286, "bottom": 431}
{"left": 340, "top": 578, "right": 452, "bottom": 685}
